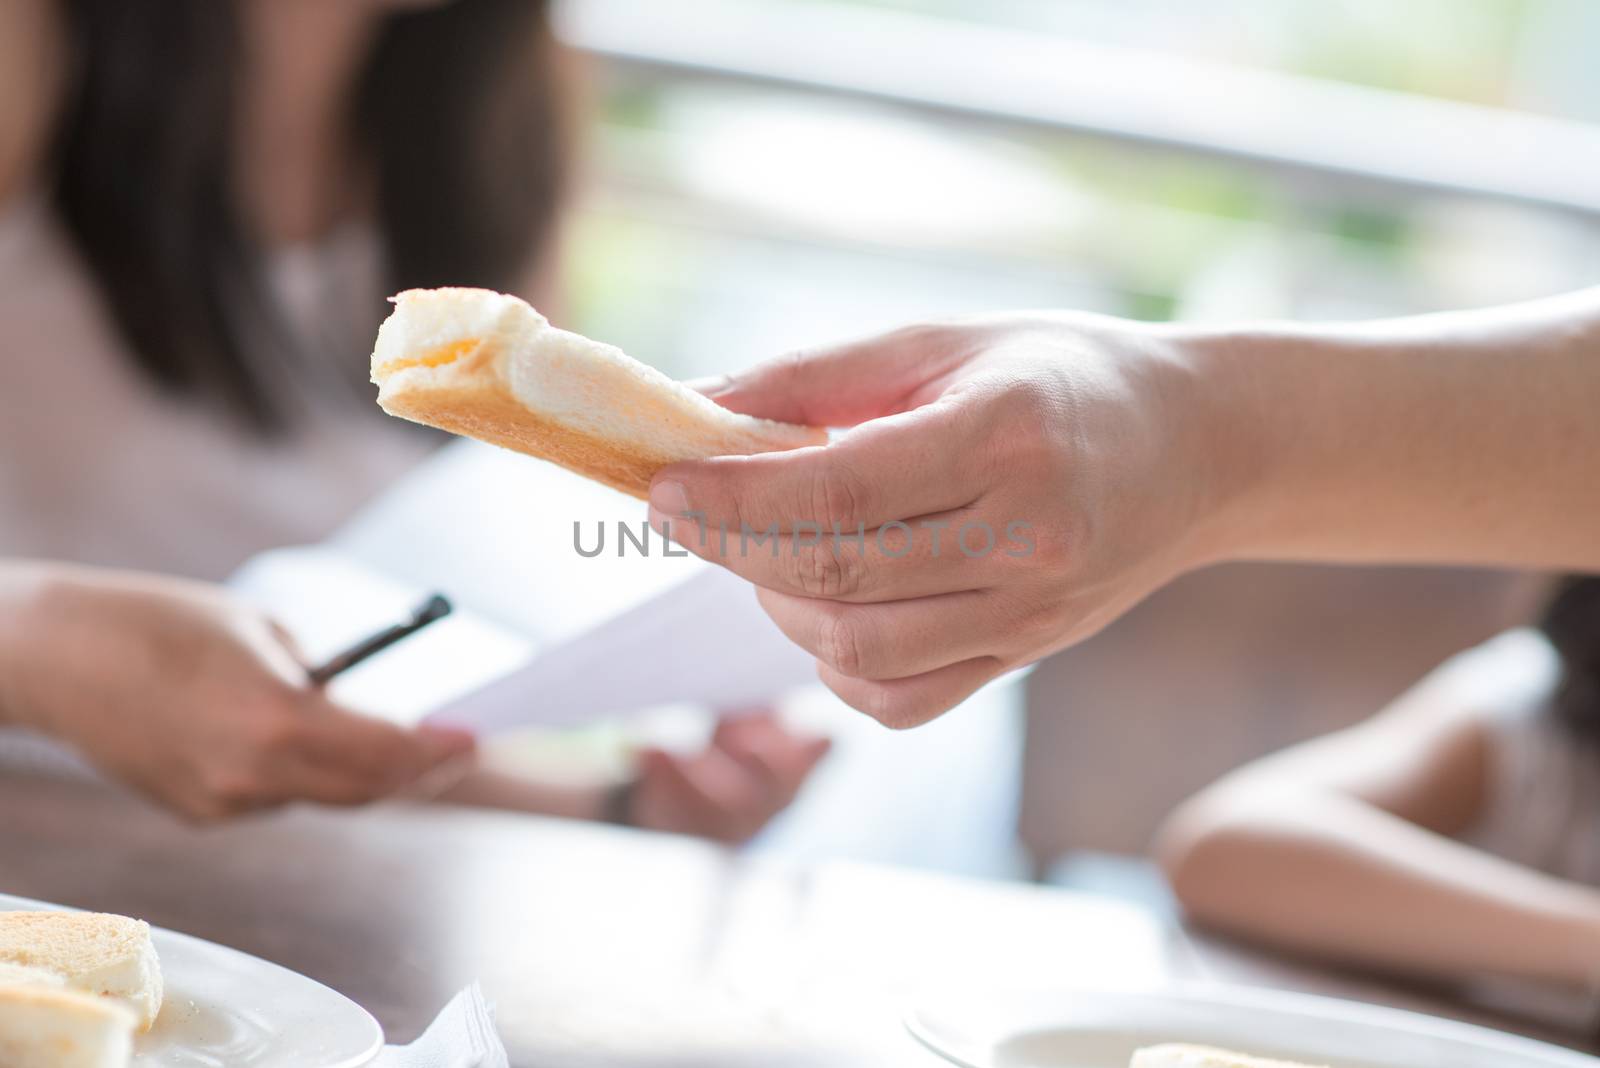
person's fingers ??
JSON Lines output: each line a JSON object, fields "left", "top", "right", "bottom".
{"left": 652, "top": 505, "right": 1002, "bottom": 602}
{"left": 267, "top": 619, "right": 307, "bottom": 662}
{"left": 293, "top": 700, "right": 476, "bottom": 790}
{"left": 817, "top": 656, "right": 1005, "bottom": 729}
{"left": 708, "top": 710, "right": 783, "bottom": 755}
{"left": 649, "top": 400, "right": 992, "bottom": 544}
{"left": 637, "top": 748, "right": 762, "bottom": 843}
{"left": 756, "top": 586, "right": 1027, "bottom": 682}
{"left": 256, "top": 756, "right": 403, "bottom": 808}
{"left": 710, "top": 715, "right": 830, "bottom": 808}
{"left": 634, "top": 749, "right": 706, "bottom": 832}
{"left": 692, "top": 325, "right": 968, "bottom": 427}
{"left": 716, "top": 713, "right": 832, "bottom": 770}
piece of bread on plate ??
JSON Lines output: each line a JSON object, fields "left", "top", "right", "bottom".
{"left": 0, "top": 961, "right": 66, "bottom": 988}
{"left": 370, "top": 287, "right": 827, "bottom": 499}
{"left": 0, "top": 984, "right": 135, "bottom": 1068}
{"left": 1132, "top": 1044, "right": 1327, "bottom": 1068}
{"left": 0, "top": 912, "right": 162, "bottom": 1032}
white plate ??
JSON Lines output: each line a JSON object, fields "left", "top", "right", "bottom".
{"left": 2, "top": 893, "right": 383, "bottom": 1067}
{"left": 907, "top": 984, "right": 1600, "bottom": 1068}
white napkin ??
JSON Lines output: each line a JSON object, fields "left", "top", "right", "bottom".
{"left": 372, "top": 984, "right": 508, "bottom": 1068}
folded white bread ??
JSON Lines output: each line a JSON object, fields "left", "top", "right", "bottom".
{"left": 0, "top": 984, "right": 135, "bottom": 1068}
{"left": 0, "top": 962, "right": 66, "bottom": 988}
{"left": 1132, "top": 1044, "right": 1326, "bottom": 1068}
{"left": 0, "top": 912, "right": 162, "bottom": 1032}
{"left": 370, "top": 288, "right": 826, "bottom": 499}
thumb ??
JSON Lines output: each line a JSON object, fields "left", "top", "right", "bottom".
{"left": 414, "top": 724, "right": 478, "bottom": 765}
{"left": 692, "top": 326, "right": 958, "bottom": 428}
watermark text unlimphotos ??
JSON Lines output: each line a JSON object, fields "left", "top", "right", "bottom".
{"left": 573, "top": 513, "right": 1035, "bottom": 559}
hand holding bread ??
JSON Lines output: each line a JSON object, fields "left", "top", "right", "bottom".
{"left": 368, "top": 293, "right": 1215, "bottom": 730}
{"left": 644, "top": 313, "right": 1219, "bottom": 728}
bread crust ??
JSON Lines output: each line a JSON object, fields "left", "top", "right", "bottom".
{"left": 380, "top": 375, "right": 681, "bottom": 500}
{"left": 374, "top": 317, "right": 826, "bottom": 498}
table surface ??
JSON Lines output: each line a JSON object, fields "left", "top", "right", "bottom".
{"left": 1, "top": 771, "right": 1593, "bottom": 1066}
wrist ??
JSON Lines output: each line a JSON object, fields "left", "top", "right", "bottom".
{"left": 1150, "top": 322, "right": 1285, "bottom": 569}
{"left": 600, "top": 776, "right": 639, "bottom": 827}
{"left": 0, "top": 561, "right": 74, "bottom": 732}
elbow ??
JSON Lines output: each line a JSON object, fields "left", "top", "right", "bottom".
{"left": 1154, "top": 784, "right": 1298, "bottom": 932}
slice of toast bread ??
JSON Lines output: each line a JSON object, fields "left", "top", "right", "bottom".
{"left": 371, "top": 288, "right": 826, "bottom": 499}
{"left": 0, "top": 984, "right": 136, "bottom": 1068}
{"left": 0, "top": 913, "right": 162, "bottom": 1032}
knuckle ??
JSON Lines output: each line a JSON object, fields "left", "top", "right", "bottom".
{"left": 788, "top": 538, "right": 860, "bottom": 598}
{"left": 808, "top": 461, "right": 871, "bottom": 532}
{"left": 1004, "top": 509, "right": 1081, "bottom": 578}
{"left": 829, "top": 676, "right": 915, "bottom": 729}
{"left": 1009, "top": 593, "right": 1064, "bottom": 647}
{"left": 863, "top": 687, "right": 922, "bottom": 731}
{"left": 1016, "top": 376, "right": 1064, "bottom": 422}
{"left": 249, "top": 712, "right": 303, "bottom": 756}
{"left": 1029, "top": 518, "right": 1071, "bottom": 564}
{"left": 711, "top": 468, "right": 748, "bottom": 537}
{"left": 990, "top": 385, "right": 1065, "bottom": 464}
{"left": 201, "top": 768, "right": 260, "bottom": 809}
{"left": 816, "top": 608, "right": 869, "bottom": 679}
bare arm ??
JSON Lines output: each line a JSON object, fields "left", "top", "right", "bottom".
{"left": 658, "top": 287, "right": 1600, "bottom": 727}
{"left": 435, "top": 714, "right": 830, "bottom": 843}
{"left": 1191, "top": 286, "right": 1600, "bottom": 571}
{"left": 0, "top": 0, "right": 62, "bottom": 208}
{"left": 1157, "top": 655, "right": 1600, "bottom": 988}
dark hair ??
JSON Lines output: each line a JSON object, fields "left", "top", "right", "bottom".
{"left": 49, "top": 0, "right": 565, "bottom": 432}
{"left": 1542, "top": 576, "right": 1600, "bottom": 741}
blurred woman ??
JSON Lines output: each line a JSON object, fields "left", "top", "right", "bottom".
{"left": 1158, "top": 577, "right": 1600, "bottom": 991}
{"left": 0, "top": 0, "right": 827, "bottom": 834}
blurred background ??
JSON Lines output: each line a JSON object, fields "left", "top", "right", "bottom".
{"left": 547, "top": 0, "right": 1600, "bottom": 895}
{"left": 5, "top": 0, "right": 1598, "bottom": 901}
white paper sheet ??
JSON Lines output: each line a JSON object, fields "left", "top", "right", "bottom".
{"left": 425, "top": 566, "right": 818, "bottom": 732}
{"left": 229, "top": 547, "right": 535, "bottom": 726}
{"left": 229, "top": 441, "right": 825, "bottom": 731}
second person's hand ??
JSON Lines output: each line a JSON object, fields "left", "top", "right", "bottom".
{"left": 627, "top": 711, "right": 831, "bottom": 843}
{"left": 0, "top": 564, "right": 477, "bottom": 821}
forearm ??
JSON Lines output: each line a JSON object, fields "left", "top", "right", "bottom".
{"left": 1181, "top": 286, "right": 1600, "bottom": 570}
{"left": 433, "top": 765, "right": 613, "bottom": 822}
{"left": 0, "top": 559, "right": 65, "bottom": 730}
{"left": 1162, "top": 793, "right": 1600, "bottom": 988}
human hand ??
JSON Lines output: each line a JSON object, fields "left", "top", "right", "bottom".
{"left": 0, "top": 566, "right": 476, "bottom": 821}
{"left": 626, "top": 712, "right": 830, "bottom": 843}
{"left": 648, "top": 314, "right": 1234, "bottom": 728}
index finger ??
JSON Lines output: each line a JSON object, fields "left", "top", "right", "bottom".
{"left": 648, "top": 400, "right": 989, "bottom": 537}
{"left": 295, "top": 697, "right": 475, "bottom": 788}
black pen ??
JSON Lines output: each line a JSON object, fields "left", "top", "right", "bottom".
{"left": 308, "top": 594, "right": 454, "bottom": 685}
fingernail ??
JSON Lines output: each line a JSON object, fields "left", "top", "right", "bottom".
{"left": 649, "top": 479, "right": 691, "bottom": 516}
{"left": 417, "top": 725, "right": 476, "bottom": 756}
{"left": 684, "top": 374, "right": 731, "bottom": 396}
